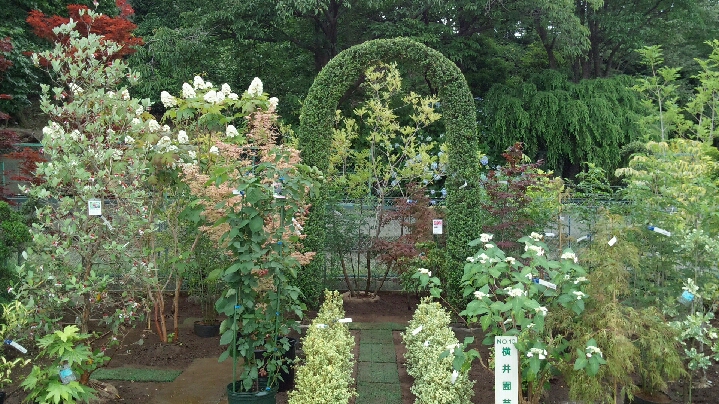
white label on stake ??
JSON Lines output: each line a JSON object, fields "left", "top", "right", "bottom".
{"left": 337, "top": 318, "right": 352, "bottom": 323}
{"left": 88, "top": 199, "right": 102, "bottom": 216}
{"left": 495, "top": 336, "right": 519, "bottom": 404}
{"left": 576, "top": 235, "right": 589, "bottom": 242}
{"left": 648, "top": 226, "right": 671, "bottom": 237}
{"left": 411, "top": 326, "right": 423, "bottom": 335}
{"left": 537, "top": 279, "right": 557, "bottom": 290}
{"left": 315, "top": 324, "right": 328, "bottom": 329}
{"left": 608, "top": 236, "right": 617, "bottom": 246}
{"left": 451, "top": 370, "right": 459, "bottom": 384}
{"left": 100, "top": 216, "right": 114, "bottom": 231}
{"left": 432, "top": 219, "right": 443, "bottom": 235}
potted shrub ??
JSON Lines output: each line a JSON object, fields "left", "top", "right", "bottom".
{"left": 0, "top": 301, "right": 30, "bottom": 404}
{"left": 188, "top": 234, "right": 227, "bottom": 338}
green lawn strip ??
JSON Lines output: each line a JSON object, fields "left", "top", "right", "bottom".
{"left": 92, "top": 367, "right": 182, "bottom": 382}
{"left": 350, "top": 322, "right": 406, "bottom": 331}
{"left": 359, "top": 342, "right": 396, "bottom": 363}
{"left": 357, "top": 361, "right": 399, "bottom": 383}
{"left": 356, "top": 382, "right": 402, "bottom": 404}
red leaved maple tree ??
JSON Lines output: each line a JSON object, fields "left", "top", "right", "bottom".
{"left": 26, "top": 0, "right": 143, "bottom": 59}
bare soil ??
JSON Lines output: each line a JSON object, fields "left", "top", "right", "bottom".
{"left": 4, "top": 292, "right": 718, "bottom": 403}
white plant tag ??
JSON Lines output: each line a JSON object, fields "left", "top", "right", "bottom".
{"left": 648, "top": 226, "right": 671, "bottom": 236}
{"left": 423, "top": 340, "right": 430, "bottom": 347}
{"left": 315, "top": 324, "right": 328, "bottom": 329}
{"left": 411, "top": 326, "right": 423, "bottom": 335}
{"left": 544, "top": 232, "right": 556, "bottom": 238}
{"left": 100, "top": 215, "right": 114, "bottom": 231}
{"left": 537, "top": 279, "right": 557, "bottom": 290}
{"left": 337, "top": 318, "right": 352, "bottom": 323}
{"left": 88, "top": 199, "right": 102, "bottom": 216}
{"left": 608, "top": 236, "right": 617, "bottom": 246}
{"left": 451, "top": 370, "right": 459, "bottom": 384}
{"left": 576, "top": 235, "right": 589, "bottom": 242}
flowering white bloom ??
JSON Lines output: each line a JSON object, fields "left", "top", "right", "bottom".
{"left": 106, "top": 91, "right": 115, "bottom": 98}
{"left": 177, "top": 130, "right": 188, "bottom": 144}
{"left": 525, "top": 272, "right": 533, "bottom": 279}
{"left": 530, "top": 232, "right": 543, "bottom": 241}
{"left": 573, "top": 291, "right": 586, "bottom": 300}
{"left": 147, "top": 119, "right": 161, "bottom": 132}
{"left": 215, "top": 91, "right": 225, "bottom": 103}
{"left": 573, "top": 276, "right": 588, "bottom": 284}
{"left": 480, "top": 233, "right": 493, "bottom": 243}
{"left": 182, "top": 83, "right": 196, "bottom": 98}
{"left": 69, "top": 130, "right": 81, "bottom": 141}
{"left": 135, "top": 106, "right": 144, "bottom": 116}
{"left": 228, "top": 92, "right": 239, "bottom": 100}
{"left": 209, "top": 146, "right": 219, "bottom": 155}
{"left": 247, "top": 77, "right": 263, "bottom": 97}
{"left": 710, "top": 331, "right": 718, "bottom": 339}
{"left": 585, "top": 345, "right": 603, "bottom": 358}
{"left": 162, "top": 125, "right": 171, "bottom": 132}
{"left": 226, "top": 125, "right": 239, "bottom": 138}
{"left": 269, "top": 96, "right": 279, "bottom": 110}
{"left": 160, "top": 91, "right": 177, "bottom": 108}
{"left": 466, "top": 256, "right": 476, "bottom": 263}
{"left": 221, "top": 83, "right": 232, "bottom": 95}
{"left": 485, "top": 243, "right": 495, "bottom": 249}
{"left": 527, "top": 348, "right": 547, "bottom": 360}
{"left": 525, "top": 244, "right": 545, "bottom": 256}
{"left": 505, "top": 257, "right": 516, "bottom": 265}
{"left": 417, "top": 268, "right": 432, "bottom": 277}
{"left": 204, "top": 90, "right": 219, "bottom": 104}
{"left": 561, "top": 251, "right": 578, "bottom": 263}
{"left": 188, "top": 150, "right": 196, "bottom": 160}
{"left": 204, "top": 81, "right": 213, "bottom": 89}
{"left": 124, "top": 135, "right": 135, "bottom": 144}
{"left": 193, "top": 75, "right": 205, "bottom": 89}
{"left": 131, "top": 117, "right": 142, "bottom": 126}
{"left": 535, "top": 306, "right": 548, "bottom": 316}
{"left": 478, "top": 253, "right": 490, "bottom": 264}
{"left": 121, "top": 89, "right": 130, "bottom": 100}
{"left": 112, "top": 149, "right": 123, "bottom": 160}
{"left": 473, "top": 290, "right": 488, "bottom": 300}
{"left": 505, "top": 287, "right": 525, "bottom": 298}
{"left": 69, "top": 83, "right": 83, "bottom": 94}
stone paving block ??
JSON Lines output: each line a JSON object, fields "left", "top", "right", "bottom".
{"left": 360, "top": 329, "right": 393, "bottom": 343}
{"left": 359, "top": 343, "right": 396, "bottom": 363}
{"left": 357, "top": 361, "right": 399, "bottom": 383}
{"left": 356, "top": 382, "right": 402, "bottom": 404}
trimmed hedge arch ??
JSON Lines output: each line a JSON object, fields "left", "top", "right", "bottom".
{"left": 298, "top": 38, "right": 481, "bottom": 305}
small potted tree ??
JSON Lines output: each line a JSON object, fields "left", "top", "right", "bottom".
{"left": 188, "top": 234, "right": 226, "bottom": 338}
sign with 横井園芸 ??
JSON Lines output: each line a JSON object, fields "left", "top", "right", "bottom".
{"left": 495, "top": 336, "right": 518, "bottom": 404}
{"left": 88, "top": 199, "right": 102, "bottom": 216}
{"left": 432, "top": 219, "right": 443, "bottom": 235}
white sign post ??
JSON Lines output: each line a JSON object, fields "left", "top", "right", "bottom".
{"left": 88, "top": 199, "right": 102, "bottom": 216}
{"left": 495, "top": 336, "right": 519, "bottom": 404}
{"left": 432, "top": 219, "right": 443, "bottom": 235}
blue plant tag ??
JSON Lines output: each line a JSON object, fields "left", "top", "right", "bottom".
{"left": 678, "top": 290, "right": 695, "bottom": 305}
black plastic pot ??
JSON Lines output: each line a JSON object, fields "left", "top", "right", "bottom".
{"left": 193, "top": 321, "right": 220, "bottom": 338}
{"left": 626, "top": 390, "right": 672, "bottom": 404}
{"left": 227, "top": 378, "right": 277, "bottom": 404}
{"left": 0, "top": 391, "right": 6, "bottom": 404}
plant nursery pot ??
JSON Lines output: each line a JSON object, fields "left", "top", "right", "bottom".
{"left": 227, "top": 378, "right": 277, "bottom": 404}
{"left": 626, "top": 390, "right": 672, "bottom": 404}
{"left": 194, "top": 321, "right": 220, "bottom": 338}
{"left": 0, "top": 391, "right": 5, "bottom": 404}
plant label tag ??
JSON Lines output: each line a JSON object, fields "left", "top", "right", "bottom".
{"left": 576, "top": 235, "right": 590, "bottom": 242}
{"left": 315, "top": 324, "right": 328, "bottom": 329}
{"left": 232, "top": 189, "right": 241, "bottom": 195}
{"left": 412, "top": 326, "right": 423, "bottom": 335}
{"left": 423, "top": 340, "right": 430, "bottom": 347}
{"left": 100, "top": 215, "right": 114, "bottom": 231}
{"left": 88, "top": 199, "right": 102, "bottom": 216}
{"left": 647, "top": 226, "right": 671, "bottom": 236}
{"left": 495, "top": 336, "right": 519, "bottom": 404}
{"left": 678, "top": 290, "right": 695, "bottom": 305}
{"left": 451, "top": 370, "right": 459, "bottom": 384}
{"left": 537, "top": 279, "right": 557, "bottom": 290}
{"left": 544, "top": 232, "right": 556, "bottom": 238}
{"left": 432, "top": 219, "right": 443, "bottom": 235}
{"left": 337, "top": 318, "right": 352, "bottom": 323}
{"left": 608, "top": 236, "right": 617, "bottom": 246}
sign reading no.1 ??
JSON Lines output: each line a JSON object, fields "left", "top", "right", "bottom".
{"left": 432, "top": 219, "right": 443, "bottom": 235}
{"left": 495, "top": 336, "right": 519, "bottom": 404}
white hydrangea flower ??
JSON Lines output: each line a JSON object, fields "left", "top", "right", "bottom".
{"left": 480, "top": 233, "right": 493, "bottom": 243}
{"left": 473, "top": 290, "right": 488, "bottom": 300}
{"left": 124, "top": 135, "right": 135, "bottom": 144}
{"left": 247, "top": 77, "right": 263, "bottom": 97}
{"left": 135, "top": 106, "right": 144, "bottom": 116}
{"left": 112, "top": 149, "right": 123, "bottom": 160}
{"left": 505, "top": 257, "right": 516, "bottom": 265}
{"left": 561, "top": 251, "right": 578, "bottom": 263}
{"left": 527, "top": 348, "right": 547, "bottom": 360}
{"left": 525, "top": 244, "right": 544, "bottom": 257}
{"left": 193, "top": 75, "right": 205, "bottom": 90}
{"left": 162, "top": 125, "right": 171, "bottom": 132}
{"left": 215, "top": 91, "right": 225, "bottom": 103}
{"left": 525, "top": 272, "right": 533, "bottom": 279}
{"left": 505, "top": 287, "right": 525, "bottom": 298}
{"left": 177, "top": 130, "right": 188, "bottom": 144}
{"left": 228, "top": 93, "right": 239, "bottom": 100}
{"left": 69, "top": 83, "right": 83, "bottom": 94}
{"left": 573, "top": 291, "right": 586, "bottom": 300}
{"left": 106, "top": 91, "right": 115, "bottom": 98}
{"left": 535, "top": 306, "right": 548, "bottom": 316}
{"left": 187, "top": 150, "right": 196, "bottom": 160}
{"left": 226, "top": 125, "right": 239, "bottom": 138}
{"left": 485, "top": 243, "right": 495, "bottom": 249}
{"left": 573, "top": 276, "right": 588, "bottom": 284}
{"left": 478, "top": 253, "right": 490, "bottom": 264}
{"left": 121, "top": 89, "right": 130, "bottom": 100}
{"left": 203, "top": 81, "right": 213, "bottom": 90}
{"left": 131, "top": 118, "right": 142, "bottom": 126}
{"left": 417, "top": 268, "right": 432, "bottom": 277}
{"left": 269, "top": 97, "right": 279, "bottom": 110}
{"left": 160, "top": 91, "right": 177, "bottom": 108}
{"left": 182, "top": 83, "right": 196, "bottom": 99}
{"left": 156, "top": 136, "right": 172, "bottom": 151}
{"left": 69, "top": 130, "right": 81, "bottom": 141}
{"left": 147, "top": 119, "right": 161, "bottom": 132}
{"left": 466, "top": 256, "right": 476, "bottom": 263}
{"left": 209, "top": 146, "right": 219, "bottom": 155}
{"left": 530, "top": 232, "right": 543, "bottom": 241}
{"left": 585, "top": 345, "right": 603, "bottom": 358}
{"left": 202, "top": 90, "right": 217, "bottom": 104}
{"left": 221, "top": 83, "right": 232, "bottom": 95}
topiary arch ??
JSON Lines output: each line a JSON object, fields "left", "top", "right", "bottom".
{"left": 298, "top": 38, "right": 481, "bottom": 306}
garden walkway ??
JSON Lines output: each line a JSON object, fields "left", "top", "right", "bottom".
{"left": 350, "top": 322, "right": 405, "bottom": 404}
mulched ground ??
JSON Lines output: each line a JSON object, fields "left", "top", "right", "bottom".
{"left": 3, "top": 292, "right": 718, "bottom": 403}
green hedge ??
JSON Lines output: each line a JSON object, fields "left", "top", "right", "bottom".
{"left": 298, "top": 38, "right": 480, "bottom": 305}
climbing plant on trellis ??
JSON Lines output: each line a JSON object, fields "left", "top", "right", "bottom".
{"left": 298, "top": 38, "right": 479, "bottom": 306}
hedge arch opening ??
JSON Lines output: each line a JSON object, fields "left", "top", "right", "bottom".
{"left": 298, "top": 38, "right": 480, "bottom": 305}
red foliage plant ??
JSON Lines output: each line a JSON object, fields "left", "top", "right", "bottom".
{"left": 26, "top": 0, "right": 143, "bottom": 60}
